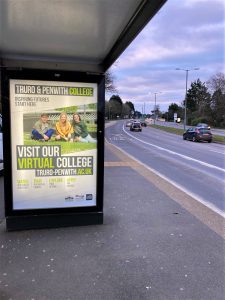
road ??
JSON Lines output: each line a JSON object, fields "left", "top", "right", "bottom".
{"left": 105, "top": 120, "right": 225, "bottom": 215}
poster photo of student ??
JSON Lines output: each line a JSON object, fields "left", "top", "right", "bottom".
{"left": 10, "top": 79, "right": 98, "bottom": 210}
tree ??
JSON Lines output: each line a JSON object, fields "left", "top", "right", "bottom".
{"left": 185, "top": 79, "right": 211, "bottom": 123}
{"left": 207, "top": 73, "right": 225, "bottom": 94}
{"left": 109, "top": 95, "right": 122, "bottom": 105}
{"left": 134, "top": 111, "right": 142, "bottom": 118}
{"left": 206, "top": 72, "right": 225, "bottom": 127}
{"left": 105, "top": 95, "right": 135, "bottom": 119}
{"left": 122, "top": 103, "right": 131, "bottom": 118}
{"left": 125, "top": 101, "right": 135, "bottom": 113}
{"left": 211, "top": 89, "right": 225, "bottom": 127}
{"left": 105, "top": 70, "right": 117, "bottom": 93}
{"left": 105, "top": 70, "right": 117, "bottom": 118}
{"left": 108, "top": 95, "right": 123, "bottom": 118}
{"left": 168, "top": 103, "right": 179, "bottom": 112}
{"left": 124, "top": 101, "right": 134, "bottom": 118}
{"left": 167, "top": 103, "right": 183, "bottom": 121}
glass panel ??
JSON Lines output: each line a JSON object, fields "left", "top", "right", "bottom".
{"left": 10, "top": 79, "right": 98, "bottom": 210}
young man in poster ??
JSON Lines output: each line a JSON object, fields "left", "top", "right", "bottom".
{"left": 31, "top": 113, "right": 55, "bottom": 141}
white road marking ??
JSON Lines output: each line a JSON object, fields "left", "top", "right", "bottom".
{"left": 210, "top": 149, "right": 225, "bottom": 155}
{"left": 105, "top": 137, "right": 225, "bottom": 218}
{"left": 122, "top": 125, "right": 225, "bottom": 173}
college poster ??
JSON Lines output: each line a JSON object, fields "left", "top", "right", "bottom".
{"left": 10, "top": 79, "right": 98, "bottom": 210}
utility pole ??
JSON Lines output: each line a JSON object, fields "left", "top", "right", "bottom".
{"left": 176, "top": 68, "right": 199, "bottom": 130}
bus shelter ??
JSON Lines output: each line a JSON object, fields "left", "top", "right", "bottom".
{"left": 0, "top": 0, "right": 166, "bottom": 230}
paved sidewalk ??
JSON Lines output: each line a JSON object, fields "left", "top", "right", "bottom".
{"left": 0, "top": 143, "right": 224, "bottom": 299}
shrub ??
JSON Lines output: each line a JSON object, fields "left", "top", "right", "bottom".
{"left": 191, "top": 117, "right": 210, "bottom": 126}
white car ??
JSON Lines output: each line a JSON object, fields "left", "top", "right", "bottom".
{"left": 130, "top": 121, "right": 142, "bottom": 132}
{"left": 125, "top": 120, "right": 133, "bottom": 127}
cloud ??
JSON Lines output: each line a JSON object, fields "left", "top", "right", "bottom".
{"left": 117, "top": 1, "right": 224, "bottom": 68}
{"left": 109, "top": 0, "right": 224, "bottom": 112}
{"left": 117, "top": 43, "right": 204, "bottom": 69}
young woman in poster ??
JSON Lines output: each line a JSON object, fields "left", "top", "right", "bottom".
{"left": 71, "top": 113, "right": 96, "bottom": 143}
{"left": 55, "top": 112, "right": 73, "bottom": 141}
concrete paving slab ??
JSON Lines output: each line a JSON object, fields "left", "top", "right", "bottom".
{"left": 0, "top": 144, "right": 224, "bottom": 300}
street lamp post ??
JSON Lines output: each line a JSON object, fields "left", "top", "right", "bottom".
{"left": 176, "top": 68, "right": 199, "bottom": 131}
{"left": 153, "top": 92, "right": 161, "bottom": 125}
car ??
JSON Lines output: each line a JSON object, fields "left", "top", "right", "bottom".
{"left": 183, "top": 127, "right": 212, "bottom": 143}
{"left": 140, "top": 119, "right": 147, "bottom": 127}
{"left": 196, "top": 123, "right": 210, "bottom": 130}
{"left": 130, "top": 121, "right": 142, "bottom": 132}
{"left": 125, "top": 120, "right": 133, "bottom": 127}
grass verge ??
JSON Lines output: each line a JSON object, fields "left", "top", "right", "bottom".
{"left": 149, "top": 124, "right": 225, "bottom": 145}
{"left": 24, "top": 133, "right": 96, "bottom": 155}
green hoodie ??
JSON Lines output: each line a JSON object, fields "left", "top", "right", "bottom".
{"left": 72, "top": 120, "right": 88, "bottom": 138}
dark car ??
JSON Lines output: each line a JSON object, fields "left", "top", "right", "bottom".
{"left": 140, "top": 119, "right": 147, "bottom": 127}
{"left": 196, "top": 123, "right": 210, "bottom": 130}
{"left": 130, "top": 121, "right": 142, "bottom": 132}
{"left": 183, "top": 127, "right": 212, "bottom": 143}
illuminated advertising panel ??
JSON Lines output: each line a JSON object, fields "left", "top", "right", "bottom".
{"left": 10, "top": 79, "right": 98, "bottom": 210}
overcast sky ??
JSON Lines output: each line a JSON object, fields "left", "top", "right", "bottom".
{"left": 107, "top": 0, "right": 224, "bottom": 114}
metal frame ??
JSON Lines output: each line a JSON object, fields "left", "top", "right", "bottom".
{"left": 1, "top": 68, "right": 105, "bottom": 230}
{"left": 0, "top": 0, "right": 168, "bottom": 230}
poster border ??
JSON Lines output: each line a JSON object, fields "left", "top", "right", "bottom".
{"left": 2, "top": 68, "right": 105, "bottom": 220}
